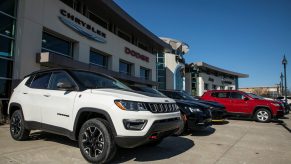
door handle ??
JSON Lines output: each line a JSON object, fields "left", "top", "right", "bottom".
{"left": 23, "top": 92, "right": 28, "bottom": 95}
{"left": 43, "top": 94, "right": 51, "bottom": 97}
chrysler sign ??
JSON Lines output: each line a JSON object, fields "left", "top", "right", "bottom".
{"left": 59, "top": 9, "right": 106, "bottom": 43}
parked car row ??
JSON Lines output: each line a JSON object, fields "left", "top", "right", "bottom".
{"left": 7, "top": 69, "right": 289, "bottom": 163}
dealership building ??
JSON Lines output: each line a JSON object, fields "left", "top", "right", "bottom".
{"left": 0, "top": 0, "right": 174, "bottom": 112}
{"left": 157, "top": 37, "right": 189, "bottom": 90}
{"left": 185, "top": 62, "right": 249, "bottom": 96}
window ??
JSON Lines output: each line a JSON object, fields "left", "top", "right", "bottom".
{"left": 41, "top": 32, "right": 73, "bottom": 57}
{"left": 60, "top": 0, "right": 83, "bottom": 14}
{"left": 0, "top": 79, "right": 11, "bottom": 98}
{"left": 0, "top": 59, "right": 13, "bottom": 78}
{"left": 204, "top": 83, "right": 209, "bottom": 90}
{"left": 0, "top": 0, "right": 17, "bottom": 16}
{"left": 49, "top": 72, "right": 75, "bottom": 90}
{"left": 60, "top": 0, "right": 74, "bottom": 8}
{"left": 212, "top": 85, "right": 217, "bottom": 90}
{"left": 140, "top": 67, "right": 150, "bottom": 80}
{"left": 0, "top": 36, "right": 13, "bottom": 58}
{"left": 88, "top": 11, "right": 108, "bottom": 29}
{"left": 90, "top": 50, "right": 108, "bottom": 68}
{"left": 229, "top": 87, "right": 233, "bottom": 90}
{"left": 220, "top": 86, "right": 224, "bottom": 90}
{"left": 0, "top": 14, "right": 15, "bottom": 37}
{"left": 117, "top": 30, "right": 131, "bottom": 42}
{"left": 230, "top": 92, "right": 245, "bottom": 99}
{"left": 138, "top": 42, "right": 148, "bottom": 51}
{"left": 212, "top": 92, "right": 230, "bottom": 98}
{"left": 30, "top": 73, "right": 51, "bottom": 89}
{"left": 119, "top": 61, "right": 132, "bottom": 75}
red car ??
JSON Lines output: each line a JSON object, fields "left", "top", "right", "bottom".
{"left": 201, "top": 90, "right": 284, "bottom": 123}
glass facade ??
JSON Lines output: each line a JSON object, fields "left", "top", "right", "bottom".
{"left": 90, "top": 50, "right": 108, "bottom": 68}
{"left": 0, "top": 0, "right": 17, "bottom": 116}
{"left": 157, "top": 53, "right": 166, "bottom": 90}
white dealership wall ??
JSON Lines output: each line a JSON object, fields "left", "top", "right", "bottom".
{"left": 13, "top": 0, "right": 156, "bottom": 81}
{"left": 197, "top": 72, "right": 236, "bottom": 96}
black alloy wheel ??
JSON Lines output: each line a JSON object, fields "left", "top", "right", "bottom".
{"left": 79, "top": 118, "right": 116, "bottom": 163}
{"left": 10, "top": 110, "right": 30, "bottom": 140}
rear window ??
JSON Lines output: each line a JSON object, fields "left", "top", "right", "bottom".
{"left": 211, "top": 92, "right": 230, "bottom": 98}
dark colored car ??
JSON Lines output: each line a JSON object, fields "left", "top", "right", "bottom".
{"left": 129, "top": 86, "right": 212, "bottom": 135}
{"left": 201, "top": 90, "right": 285, "bottom": 123}
{"left": 159, "top": 90, "right": 227, "bottom": 120}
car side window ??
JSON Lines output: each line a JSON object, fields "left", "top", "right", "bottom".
{"left": 30, "top": 73, "right": 51, "bottom": 89}
{"left": 215, "top": 92, "right": 230, "bottom": 98}
{"left": 49, "top": 72, "right": 75, "bottom": 90}
{"left": 230, "top": 92, "right": 245, "bottom": 99}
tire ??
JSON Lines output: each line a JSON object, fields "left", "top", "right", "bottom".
{"left": 255, "top": 109, "right": 271, "bottom": 123}
{"left": 78, "top": 118, "right": 116, "bottom": 164}
{"left": 174, "top": 114, "right": 187, "bottom": 136}
{"left": 10, "top": 110, "right": 30, "bottom": 141}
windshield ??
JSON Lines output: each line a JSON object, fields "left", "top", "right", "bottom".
{"left": 71, "top": 71, "right": 132, "bottom": 90}
{"left": 178, "top": 91, "right": 196, "bottom": 100}
{"left": 247, "top": 93, "right": 264, "bottom": 99}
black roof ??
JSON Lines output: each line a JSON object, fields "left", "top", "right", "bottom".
{"left": 25, "top": 68, "right": 114, "bottom": 80}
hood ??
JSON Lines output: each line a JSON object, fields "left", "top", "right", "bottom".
{"left": 90, "top": 88, "right": 175, "bottom": 103}
{"left": 198, "top": 100, "right": 225, "bottom": 109}
{"left": 175, "top": 99, "right": 210, "bottom": 109}
{"left": 255, "top": 98, "right": 277, "bottom": 104}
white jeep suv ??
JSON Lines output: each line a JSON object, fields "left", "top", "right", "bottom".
{"left": 8, "top": 69, "right": 181, "bottom": 163}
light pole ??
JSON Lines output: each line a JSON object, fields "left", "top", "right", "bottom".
{"left": 280, "top": 72, "right": 284, "bottom": 95}
{"left": 282, "top": 55, "right": 288, "bottom": 104}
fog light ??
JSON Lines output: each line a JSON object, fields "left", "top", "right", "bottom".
{"left": 123, "top": 119, "right": 147, "bottom": 130}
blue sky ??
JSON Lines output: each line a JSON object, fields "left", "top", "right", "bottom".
{"left": 115, "top": 0, "right": 291, "bottom": 89}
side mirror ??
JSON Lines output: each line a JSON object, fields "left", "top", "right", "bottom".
{"left": 57, "top": 82, "right": 74, "bottom": 90}
{"left": 244, "top": 97, "right": 249, "bottom": 101}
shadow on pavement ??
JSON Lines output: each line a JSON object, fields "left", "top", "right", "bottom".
{"left": 190, "top": 127, "right": 216, "bottom": 136}
{"left": 275, "top": 121, "right": 291, "bottom": 133}
{"left": 29, "top": 131, "right": 78, "bottom": 148}
{"left": 28, "top": 132, "right": 194, "bottom": 163}
{"left": 112, "top": 136, "right": 194, "bottom": 163}
{"left": 212, "top": 120, "right": 229, "bottom": 125}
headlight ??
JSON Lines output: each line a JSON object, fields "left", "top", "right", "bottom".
{"left": 188, "top": 107, "right": 201, "bottom": 113}
{"left": 271, "top": 103, "right": 280, "bottom": 107}
{"left": 114, "top": 100, "right": 147, "bottom": 111}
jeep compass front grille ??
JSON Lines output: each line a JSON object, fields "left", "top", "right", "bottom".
{"left": 145, "top": 103, "right": 179, "bottom": 113}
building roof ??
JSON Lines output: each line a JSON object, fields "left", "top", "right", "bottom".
{"left": 191, "top": 62, "right": 249, "bottom": 78}
{"left": 99, "top": 0, "right": 172, "bottom": 51}
{"left": 159, "top": 37, "right": 190, "bottom": 54}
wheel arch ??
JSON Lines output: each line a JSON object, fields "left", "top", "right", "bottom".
{"left": 73, "top": 108, "right": 117, "bottom": 140}
{"left": 8, "top": 103, "right": 23, "bottom": 119}
{"left": 252, "top": 106, "right": 273, "bottom": 117}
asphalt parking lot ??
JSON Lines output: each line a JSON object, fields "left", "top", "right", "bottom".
{"left": 0, "top": 115, "right": 290, "bottom": 164}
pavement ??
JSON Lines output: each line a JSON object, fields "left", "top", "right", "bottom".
{"left": 0, "top": 114, "right": 290, "bottom": 164}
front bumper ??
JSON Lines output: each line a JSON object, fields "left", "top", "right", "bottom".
{"left": 275, "top": 110, "right": 284, "bottom": 118}
{"left": 115, "top": 117, "right": 181, "bottom": 148}
{"left": 211, "top": 108, "right": 227, "bottom": 120}
{"left": 187, "top": 110, "right": 212, "bottom": 130}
